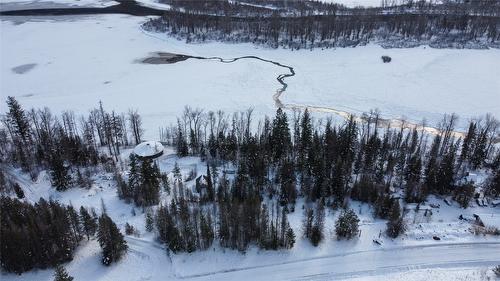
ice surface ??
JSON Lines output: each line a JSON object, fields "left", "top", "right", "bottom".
{"left": 1, "top": 15, "right": 499, "bottom": 140}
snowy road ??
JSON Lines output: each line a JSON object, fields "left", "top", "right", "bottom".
{"left": 180, "top": 242, "right": 500, "bottom": 280}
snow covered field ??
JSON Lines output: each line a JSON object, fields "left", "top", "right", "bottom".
{"left": 1, "top": 14, "right": 500, "bottom": 139}
{"left": 0, "top": 0, "right": 118, "bottom": 9}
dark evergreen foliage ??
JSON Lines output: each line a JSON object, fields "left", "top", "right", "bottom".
{"left": 335, "top": 209, "right": 360, "bottom": 240}
{"left": 0, "top": 197, "right": 85, "bottom": 273}
{"left": 386, "top": 200, "right": 406, "bottom": 238}
{"left": 53, "top": 265, "right": 74, "bottom": 281}
{"left": 97, "top": 213, "right": 128, "bottom": 266}
{"left": 145, "top": 1, "right": 500, "bottom": 49}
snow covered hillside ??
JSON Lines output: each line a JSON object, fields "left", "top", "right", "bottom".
{"left": 1, "top": 3, "right": 500, "bottom": 280}
{"left": 1, "top": 15, "right": 499, "bottom": 139}
{"left": 1, "top": 145, "right": 500, "bottom": 281}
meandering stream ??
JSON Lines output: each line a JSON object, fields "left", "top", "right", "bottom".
{"left": 142, "top": 52, "right": 468, "bottom": 139}
{"left": 1, "top": 1, "right": 478, "bottom": 140}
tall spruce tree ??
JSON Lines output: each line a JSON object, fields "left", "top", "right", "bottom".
{"left": 80, "top": 206, "right": 97, "bottom": 240}
{"left": 49, "top": 152, "right": 72, "bottom": 191}
{"left": 97, "top": 213, "right": 128, "bottom": 266}
{"left": 270, "top": 108, "right": 291, "bottom": 162}
{"left": 141, "top": 159, "right": 161, "bottom": 206}
{"left": 386, "top": 200, "right": 405, "bottom": 238}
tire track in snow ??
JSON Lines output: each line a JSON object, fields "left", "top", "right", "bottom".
{"left": 175, "top": 241, "right": 500, "bottom": 279}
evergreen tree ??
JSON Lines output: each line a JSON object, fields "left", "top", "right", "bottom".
{"left": 145, "top": 211, "right": 154, "bottom": 232}
{"left": 172, "top": 162, "right": 182, "bottom": 186}
{"left": 454, "top": 183, "right": 475, "bottom": 208}
{"left": 309, "top": 202, "right": 325, "bottom": 246}
{"left": 298, "top": 109, "right": 313, "bottom": 176}
{"left": 386, "top": 200, "right": 405, "bottom": 238}
{"left": 302, "top": 207, "right": 314, "bottom": 240}
{"left": 270, "top": 108, "right": 291, "bottom": 162}
{"left": 1, "top": 197, "right": 81, "bottom": 273}
{"left": 486, "top": 169, "right": 500, "bottom": 197}
{"left": 278, "top": 159, "right": 296, "bottom": 206}
{"left": 156, "top": 205, "right": 184, "bottom": 253}
{"left": 199, "top": 212, "right": 214, "bottom": 250}
{"left": 460, "top": 121, "right": 476, "bottom": 164}
{"left": 80, "top": 206, "right": 97, "bottom": 240}
{"left": 424, "top": 135, "right": 441, "bottom": 193}
{"left": 135, "top": 159, "right": 160, "bottom": 206}
{"left": 97, "top": 213, "right": 128, "bottom": 266}
{"left": 435, "top": 144, "right": 457, "bottom": 195}
{"left": 205, "top": 162, "right": 214, "bottom": 201}
{"left": 49, "top": 153, "right": 72, "bottom": 191}
{"left": 67, "top": 205, "right": 83, "bottom": 244}
{"left": 6, "top": 96, "right": 31, "bottom": 143}
{"left": 335, "top": 209, "right": 359, "bottom": 240}
{"left": 127, "top": 154, "right": 140, "bottom": 199}
{"left": 13, "top": 183, "right": 25, "bottom": 199}
{"left": 284, "top": 227, "right": 296, "bottom": 249}
{"left": 53, "top": 265, "right": 73, "bottom": 281}
{"left": 5, "top": 97, "right": 32, "bottom": 170}
{"left": 176, "top": 121, "right": 189, "bottom": 156}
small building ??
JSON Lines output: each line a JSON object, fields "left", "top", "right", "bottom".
{"left": 133, "top": 141, "right": 164, "bottom": 159}
{"left": 195, "top": 175, "right": 210, "bottom": 194}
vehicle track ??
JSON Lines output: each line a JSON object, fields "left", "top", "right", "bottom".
{"left": 177, "top": 242, "right": 500, "bottom": 280}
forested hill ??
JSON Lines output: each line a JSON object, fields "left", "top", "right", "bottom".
{"left": 144, "top": 0, "right": 500, "bottom": 49}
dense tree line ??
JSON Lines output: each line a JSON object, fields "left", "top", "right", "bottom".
{"left": 1, "top": 97, "right": 499, "bottom": 263}
{"left": 0, "top": 196, "right": 127, "bottom": 273}
{"left": 144, "top": 0, "right": 500, "bottom": 49}
{"left": 152, "top": 174, "right": 295, "bottom": 253}
{"left": 151, "top": 106, "right": 498, "bottom": 248}
{"left": 1, "top": 97, "right": 144, "bottom": 193}
{"left": 0, "top": 197, "right": 84, "bottom": 273}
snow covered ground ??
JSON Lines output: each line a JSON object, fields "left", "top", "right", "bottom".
{"left": 0, "top": 0, "right": 118, "bottom": 9}
{"left": 320, "top": 0, "right": 384, "bottom": 7}
{"left": 1, "top": 146, "right": 499, "bottom": 281}
{"left": 1, "top": 10, "right": 500, "bottom": 280}
{"left": 1, "top": 14, "right": 500, "bottom": 139}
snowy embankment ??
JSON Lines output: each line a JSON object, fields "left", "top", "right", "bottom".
{"left": 1, "top": 15, "right": 500, "bottom": 140}
{"left": 319, "top": 0, "right": 384, "bottom": 7}
{"left": 2, "top": 146, "right": 500, "bottom": 281}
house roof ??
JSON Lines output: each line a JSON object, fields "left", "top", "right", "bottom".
{"left": 133, "top": 141, "right": 164, "bottom": 158}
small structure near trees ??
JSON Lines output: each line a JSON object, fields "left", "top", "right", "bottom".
{"left": 133, "top": 141, "right": 164, "bottom": 159}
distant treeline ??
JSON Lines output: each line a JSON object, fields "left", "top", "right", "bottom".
{"left": 145, "top": 0, "right": 500, "bottom": 48}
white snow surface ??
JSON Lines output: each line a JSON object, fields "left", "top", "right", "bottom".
{"left": 0, "top": 0, "right": 118, "bottom": 8}
{"left": 319, "top": 0, "right": 384, "bottom": 7}
{"left": 1, "top": 147, "right": 500, "bottom": 281}
{"left": 133, "top": 140, "right": 163, "bottom": 157}
{"left": 1, "top": 15, "right": 499, "bottom": 139}
{"left": 135, "top": 0, "right": 171, "bottom": 10}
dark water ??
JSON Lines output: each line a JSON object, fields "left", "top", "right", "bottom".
{"left": 0, "top": 0, "right": 165, "bottom": 16}
{"left": 141, "top": 53, "right": 295, "bottom": 108}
